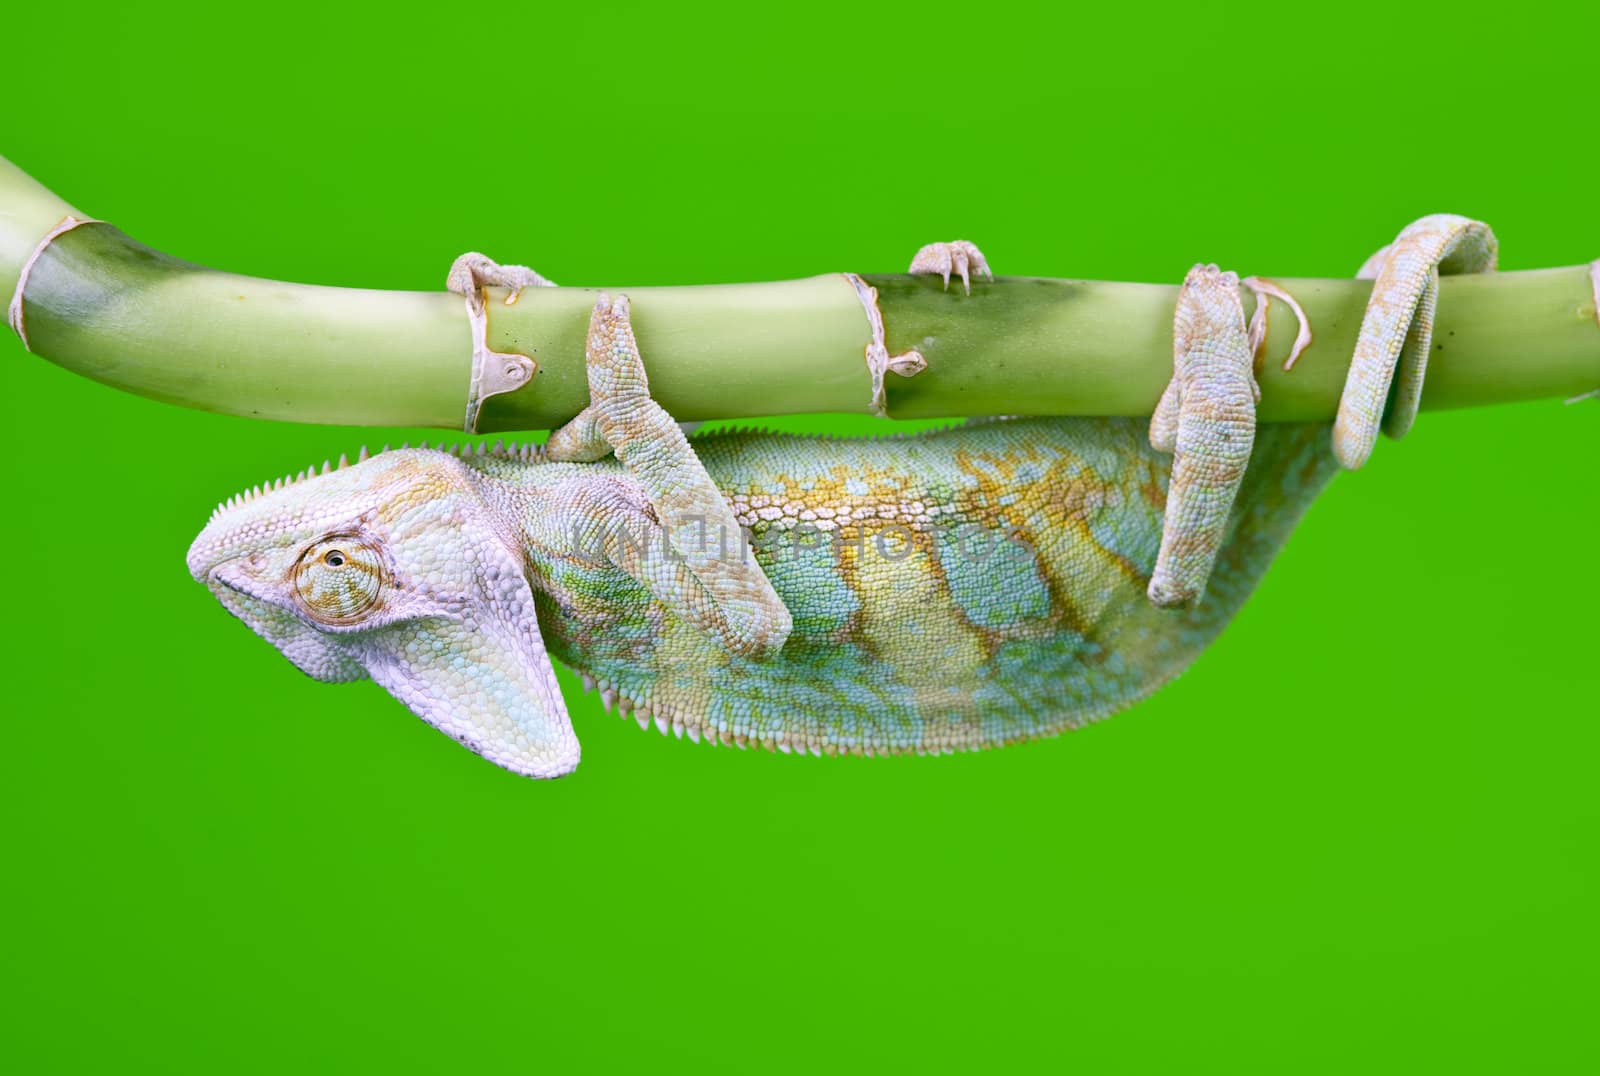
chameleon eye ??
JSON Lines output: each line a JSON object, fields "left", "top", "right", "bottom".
{"left": 294, "top": 537, "right": 383, "bottom": 623}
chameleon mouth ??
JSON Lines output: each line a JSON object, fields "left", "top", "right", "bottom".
{"left": 204, "top": 572, "right": 275, "bottom": 627}
{"left": 202, "top": 558, "right": 294, "bottom": 615}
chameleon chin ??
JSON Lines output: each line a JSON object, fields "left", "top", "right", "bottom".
{"left": 189, "top": 220, "right": 1496, "bottom": 777}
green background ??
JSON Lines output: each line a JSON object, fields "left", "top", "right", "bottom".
{"left": 4, "top": 3, "right": 1597, "bottom": 1071}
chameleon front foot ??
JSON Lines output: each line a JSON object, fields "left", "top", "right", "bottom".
{"left": 1148, "top": 264, "right": 1259, "bottom": 609}
{"left": 1335, "top": 214, "right": 1497, "bottom": 469}
{"left": 447, "top": 252, "right": 555, "bottom": 432}
{"left": 547, "top": 293, "right": 793, "bottom": 658}
{"left": 908, "top": 239, "right": 993, "bottom": 295}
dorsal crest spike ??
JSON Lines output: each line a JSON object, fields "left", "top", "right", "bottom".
{"left": 358, "top": 445, "right": 370, "bottom": 462}
{"left": 337, "top": 453, "right": 349, "bottom": 470}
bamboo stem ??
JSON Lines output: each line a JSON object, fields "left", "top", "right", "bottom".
{"left": 4, "top": 155, "right": 1596, "bottom": 432}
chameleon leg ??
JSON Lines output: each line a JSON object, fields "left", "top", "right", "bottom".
{"left": 909, "top": 240, "right": 993, "bottom": 295}
{"left": 1147, "top": 265, "right": 1259, "bottom": 609}
{"left": 1334, "top": 214, "right": 1497, "bottom": 469}
{"left": 447, "top": 252, "right": 556, "bottom": 432}
{"left": 547, "top": 293, "right": 793, "bottom": 658}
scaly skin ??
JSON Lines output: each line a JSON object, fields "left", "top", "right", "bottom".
{"left": 1337, "top": 214, "right": 1497, "bottom": 467}
{"left": 1147, "top": 265, "right": 1259, "bottom": 608}
{"left": 545, "top": 293, "right": 791, "bottom": 658}
{"left": 189, "top": 418, "right": 1337, "bottom": 767}
{"left": 188, "top": 220, "right": 1491, "bottom": 778}
{"left": 1142, "top": 216, "right": 1497, "bottom": 607}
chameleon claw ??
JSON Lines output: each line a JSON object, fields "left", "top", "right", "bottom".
{"left": 446, "top": 251, "right": 554, "bottom": 307}
{"left": 909, "top": 239, "right": 993, "bottom": 295}
{"left": 843, "top": 238, "right": 992, "bottom": 415}
{"left": 448, "top": 251, "right": 554, "bottom": 433}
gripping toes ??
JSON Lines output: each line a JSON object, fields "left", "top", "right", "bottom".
{"left": 1148, "top": 265, "right": 1259, "bottom": 609}
{"left": 909, "top": 240, "right": 993, "bottom": 295}
{"left": 1334, "top": 214, "right": 1497, "bottom": 469}
{"left": 446, "top": 252, "right": 555, "bottom": 306}
{"left": 448, "top": 252, "right": 556, "bottom": 432}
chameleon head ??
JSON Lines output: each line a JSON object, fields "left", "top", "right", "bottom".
{"left": 186, "top": 449, "right": 579, "bottom": 779}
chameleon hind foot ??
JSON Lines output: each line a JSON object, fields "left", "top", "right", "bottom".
{"left": 547, "top": 293, "right": 793, "bottom": 658}
{"left": 1148, "top": 264, "right": 1259, "bottom": 609}
{"left": 446, "top": 251, "right": 555, "bottom": 304}
{"left": 1334, "top": 214, "right": 1497, "bottom": 469}
{"left": 447, "top": 252, "right": 556, "bottom": 432}
{"left": 909, "top": 239, "right": 993, "bottom": 295}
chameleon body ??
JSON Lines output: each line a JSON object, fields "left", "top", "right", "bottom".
{"left": 189, "top": 419, "right": 1336, "bottom": 766}
{"left": 188, "top": 220, "right": 1494, "bottom": 777}
{"left": 504, "top": 420, "right": 1337, "bottom": 753}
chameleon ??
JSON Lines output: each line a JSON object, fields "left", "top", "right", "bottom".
{"left": 187, "top": 217, "right": 1496, "bottom": 778}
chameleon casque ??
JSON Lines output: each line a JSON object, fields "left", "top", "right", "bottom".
{"left": 187, "top": 217, "right": 1495, "bottom": 778}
